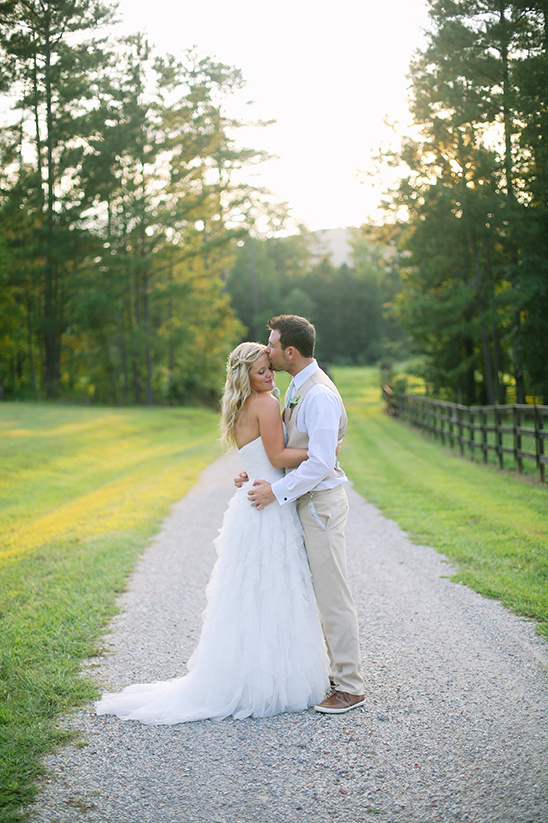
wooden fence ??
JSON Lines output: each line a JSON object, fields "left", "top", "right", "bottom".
{"left": 385, "top": 389, "right": 548, "bottom": 483}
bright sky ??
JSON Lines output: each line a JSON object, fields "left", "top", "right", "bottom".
{"left": 114, "top": 0, "right": 429, "bottom": 232}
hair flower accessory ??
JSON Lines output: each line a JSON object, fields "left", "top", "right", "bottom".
{"left": 226, "top": 355, "right": 241, "bottom": 374}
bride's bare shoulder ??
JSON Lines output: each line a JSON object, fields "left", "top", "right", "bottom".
{"left": 244, "top": 393, "right": 280, "bottom": 427}
{"left": 246, "top": 392, "right": 279, "bottom": 409}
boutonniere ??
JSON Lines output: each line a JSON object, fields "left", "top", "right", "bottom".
{"left": 283, "top": 395, "right": 300, "bottom": 424}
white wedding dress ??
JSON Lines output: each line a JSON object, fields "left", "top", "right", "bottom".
{"left": 95, "top": 437, "right": 330, "bottom": 724}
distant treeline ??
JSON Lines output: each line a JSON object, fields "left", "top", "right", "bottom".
{"left": 225, "top": 231, "right": 406, "bottom": 367}
{"left": 0, "top": 1, "right": 405, "bottom": 405}
{"left": 1, "top": 0, "right": 547, "bottom": 406}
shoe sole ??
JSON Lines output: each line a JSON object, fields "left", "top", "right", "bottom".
{"left": 314, "top": 699, "right": 366, "bottom": 714}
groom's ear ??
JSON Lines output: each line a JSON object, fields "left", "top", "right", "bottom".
{"left": 285, "top": 346, "right": 297, "bottom": 361}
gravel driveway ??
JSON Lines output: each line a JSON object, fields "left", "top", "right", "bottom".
{"left": 29, "top": 451, "right": 548, "bottom": 823}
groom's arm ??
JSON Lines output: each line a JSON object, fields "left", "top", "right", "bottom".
{"left": 270, "top": 387, "right": 341, "bottom": 505}
{"left": 247, "top": 478, "right": 276, "bottom": 510}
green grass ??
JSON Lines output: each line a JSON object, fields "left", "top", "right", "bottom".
{"left": 333, "top": 366, "right": 548, "bottom": 638}
{"left": 2, "top": 373, "right": 548, "bottom": 820}
{"left": 395, "top": 399, "right": 543, "bottom": 479}
{"left": 0, "top": 403, "right": 222, "bottom": 822}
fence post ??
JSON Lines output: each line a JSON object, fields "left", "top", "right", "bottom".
{"left": 496, "top": 407, "right": 504, "bottom": 470}
{"left": 469, "top": 407, "right": 475, "bottom": 459}
{"left": 390, "top": 393, "right": 546, "bottom": 483}
{"left": 514, "top": 406, "right": 523, "bottom": 473}
{"left": 482, "top": 408, "right": 488, "bottom": 464}
{"left": 536, "top": 406, "right": 545, "bottom": 483}
{"left": 440, "top": 402, "right": 444, "bottom": 441}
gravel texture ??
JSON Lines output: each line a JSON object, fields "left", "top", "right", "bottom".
{"left": 28, "top": 451, "right": 548, "bottom": 823}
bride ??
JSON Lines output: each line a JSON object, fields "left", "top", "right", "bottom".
{"left": 95, "top": 342, "right": 330, "bottom": 724}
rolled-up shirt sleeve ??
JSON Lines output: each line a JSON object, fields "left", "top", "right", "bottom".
{"left": 271, "top": 385, "right": 342, "bottom": 505}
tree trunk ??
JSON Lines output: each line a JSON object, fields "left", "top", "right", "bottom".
{"left": 498, "top": 0, "right": 525, "bottom": 402}
{"left": 463, "top": 335, "right": 477, "bottom": 405}
{"left": 43, "top": 11, "right": 60, "bottom": 398}
{"left": 25, "top": 289, "right": 37, "bottom": 392}
{"left": 143, "top": 268, "right": 154, "bottom": 405}
{"left": 248, "top": 237, "right": 259, "bottom": 340}
{"left": 458, "top": 128, "right": 495, "bottom": 405}
{"left": 471, "top": 241, "right": 495, "bottom": 405}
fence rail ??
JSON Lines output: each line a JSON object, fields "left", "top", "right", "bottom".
{"left": 385, "top": 389, "right": 548, "bottom": 483}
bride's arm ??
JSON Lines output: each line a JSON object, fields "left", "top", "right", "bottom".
{"left": 256, "top": 395, "right": 308, "bottom": 469}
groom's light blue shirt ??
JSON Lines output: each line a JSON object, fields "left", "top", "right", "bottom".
{"left": 272, "top": 360, "right": 347, "bottom": 505}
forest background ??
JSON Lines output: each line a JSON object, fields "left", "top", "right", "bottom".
{"left": 1, "top": 0, "right": 548, "bottom": 408}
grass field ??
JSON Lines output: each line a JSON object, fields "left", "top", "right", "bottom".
{"left": 333, "top": 366, "right": 548, "bottom": 638}
{"left": 0, "top": 404, "right": 222, "bottom": 821}
{"left": 1, "top": 372, "right": 547, "bottom": 821}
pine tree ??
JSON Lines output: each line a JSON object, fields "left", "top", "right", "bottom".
{"left": 0, "top": 0, "right": 116, "bottom": 396}
{"left": 380, "top": 0, "right": 548, "bottom": 402}
{"left": 74, "top": 41, "right": 259, "bottom": 403}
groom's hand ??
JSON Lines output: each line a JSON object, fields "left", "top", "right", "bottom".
{"left": 248, "top": 479, "right": 275, "bottom": 510}
{"left": 234, "top": 471, "right": 249, "bottom": 488}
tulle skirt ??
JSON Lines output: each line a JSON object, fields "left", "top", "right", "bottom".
{"left": 95, "top": 484, "right": 330, "bottom": 724}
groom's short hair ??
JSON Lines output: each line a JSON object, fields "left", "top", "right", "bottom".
{"left": 268, "top": 315, "right": 315, "bottom": 358}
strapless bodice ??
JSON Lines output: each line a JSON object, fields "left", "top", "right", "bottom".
{"left": 237, "top": 437, "right": 284, "bottom": 484}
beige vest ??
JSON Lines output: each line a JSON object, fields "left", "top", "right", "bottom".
{"left": 285, "top": 368, "right": 347, "bottom": 480}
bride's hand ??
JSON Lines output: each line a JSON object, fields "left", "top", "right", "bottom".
{"left": 234, "top": 471, "right": 249, "bottom": 488}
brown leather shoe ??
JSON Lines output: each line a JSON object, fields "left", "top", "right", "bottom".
{"left": 314, "top": 690, "right": 366, "bottom": 714}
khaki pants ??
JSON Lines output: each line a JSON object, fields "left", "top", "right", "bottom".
{"left": 297, "top": 485, "right": 364, "bottom": 695}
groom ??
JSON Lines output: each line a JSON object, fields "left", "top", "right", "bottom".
{"left": 247, "top": 314, "right": 365, "bottom": 714}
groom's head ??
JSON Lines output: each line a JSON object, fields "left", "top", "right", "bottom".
{"left": 266, "top": 315, "right": 315, "bottom": 372}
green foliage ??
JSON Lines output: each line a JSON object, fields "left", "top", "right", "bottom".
{"left": 381, "top": 0, "right": 548, "bottom": 404}
{"left": 0, "top": 0, "right": 119, "bottom": 399}
{"left": 225, "top": 234, "right": 311, "bottom": 340}
{"left": 513, "top": 216, "right": 548, "bottom": 396}
{"left": 225, "top": 229, "right": 406, "bottom": 364}
{"left": 0, "top": 8, "right": 269, "bottom": 405}
{"left": 0, "top": 402, "right": 221, "bottom": 821}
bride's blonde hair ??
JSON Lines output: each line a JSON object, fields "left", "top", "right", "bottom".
{"left": 220, "top": 342, "right": 268, "bottom": 448}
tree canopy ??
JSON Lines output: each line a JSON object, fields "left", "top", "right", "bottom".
{"left": 1, "top": 0, "right": 546, "bottom": 405}
{"left": 0, "top": 1, "right": 267, "bottom": 403}
{"left": 225, "top": 229, "right": 406, "bottom": 367}
{"left": 380, "top": 0, "right": 548, "bottom": 404}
